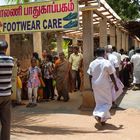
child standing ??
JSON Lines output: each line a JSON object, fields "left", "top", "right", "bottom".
{"left": 16, "top": 60, "right": 27, "bottom": 105}
{"left": 26, "top": 58, "right": 41, "bottom": 107}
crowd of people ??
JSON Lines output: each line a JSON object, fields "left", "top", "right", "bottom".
{"left": 87, "top": 45, "right": 140, "bottom": 126}
{"left": 16, "top": 46, "right": 83, "bottom": 108}
{"left": 15, "top": 44, "right": 140, "bottom": 126}
{"left": 1, "top": 38, "right": 140, "bottom": 140}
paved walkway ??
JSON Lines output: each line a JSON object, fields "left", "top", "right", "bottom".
{"left": 11, "top": 90, "right": 140, "bottom": 140}
{"left": 118, "top": 89, "right": 140, "bottom": 109}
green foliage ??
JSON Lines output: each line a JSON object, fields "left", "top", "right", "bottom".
{"left": 53, "top": 39, "right": 70, "bottom": 58}
{"left": 62, "top": 39, "right": 70, "bottom": 58}
{"left": 106, "top": 0, "right": 140, "bottom": 20}
{"left": 5, "top": 0, "right": 30, "bottom": 4}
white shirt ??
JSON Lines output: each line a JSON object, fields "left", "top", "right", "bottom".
{"left": 130, "top": 53, "right": 140, "bottom": 72}
{"left": 107, "top": 53, "right": 119, "bottom": 68}
{"left": 87, "top": 57, "right": 115, "bottom": 88}
{"left": 112, "top": 51, "right": 121, "bottom": 66}
{"left": 69, "top": 53, "right": 83, "bottom": 71}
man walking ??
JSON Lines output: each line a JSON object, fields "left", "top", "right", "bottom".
{"left": 87, "top": 48, "right": 118, "bottom": 125}
{"left": 130, "top": 48, "right": 140, "bottom": 90}
{"left": 0, "top": 40, "right": 14, "bottom": 140}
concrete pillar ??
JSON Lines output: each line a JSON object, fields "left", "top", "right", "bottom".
{"left": 33, "top": 32, "right": 42, "bottom": 59}
{"left": 0, "top": 35, "right": 5, "bottom": 40}
{"left": 99, "top": 18, "right": 107, "bottom": 48}
{"left": 5, "top": 35, "right": 10, "bottom": 56}
{"left": 110, "top": 24, "right": 116, "bottom": 47}
{"left": 80, "top": 10, "right": 95, "bottom": 110}
{"left": 134, "top": 39, "right": 136, "bottom": 48}
{"left": 125, "top": 34, "right": 129, "bottom": 51}
{"left": 122, "top": 32, "right": 126, "bottom": 51}
{"left": 134, "top": 39, "right": 138, "bottom": 48}
{"left": 116, "top": 28, "right": 122, "bottom": 52}
{"left": 11, "top": 58, "right": 17, "bottom": 100}
{"left": 56, "top": 32, "right": 63, "bottom": 53}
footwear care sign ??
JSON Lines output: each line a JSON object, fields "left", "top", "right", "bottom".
{"left": 0, "top": 0, "right": 78, "bottom": 34}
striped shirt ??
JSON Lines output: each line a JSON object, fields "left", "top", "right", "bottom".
{"left": 0, "top": 52, "right": 14, "bottom": 96}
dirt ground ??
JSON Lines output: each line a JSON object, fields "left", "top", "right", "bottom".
{"left": 11, "top": 91, "right": 140, "bottom": 140}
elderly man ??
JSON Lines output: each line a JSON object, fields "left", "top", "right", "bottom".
{"left": 106, "top": 45, "right": 120, "bottom": 77}
{"left": 130, "top": 48, "right": 140, "bottom": 90}
{"left": 0, "top": 40, "right": 14, "bottom": 140}
{"left": 106, "top": 45, "right": 122, "bottom": 108}
{"left": 87, "top": 48, "right": 118, "bottom": 126}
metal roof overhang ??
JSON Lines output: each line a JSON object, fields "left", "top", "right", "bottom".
{"left": 64, "top": 0, "right": 125, "bottom": 39}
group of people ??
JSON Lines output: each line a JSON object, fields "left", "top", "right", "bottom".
{"left": 16, "top": 46, "right": 83, "bottom": 107}
{"left": 87, "top": 45, "right": 140, "bottom": 126}
{"left": 1, "top": 38, "right": 140, "bottom": 140}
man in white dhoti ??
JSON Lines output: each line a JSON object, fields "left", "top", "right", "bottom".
{"left": 130, "top": 48, "right": 140, "bottom": 90}
{"left": 106, "top": 45, "right": 124, "bottom": 108}
{"left": 112, "top": 46, "right": 121, "bottom": 69}
{"left": 106, "top": 45, "right": 119, "bottom": 77}
{"left": 87, "top": 48, "right": 118, "bottom": 126}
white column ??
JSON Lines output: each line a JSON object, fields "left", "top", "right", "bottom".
{"left": 99, "top": 18, "right": 107, "bottom": 48}
{"left": 122, "top": 32, "right": 126, "bottom": 51}
{"left": 5, "top": 35, "right": 10, "bottom": 56}
{"left": 56, "top": 32, "right": 63, "bottom": 53}
{"left": 83, "top": 10, "right": 93, "bottom": 90}
{"left": 134, "top": 39, "right": 136, "bottom": 48}
{"left": 125, "top": 34, "right": 129, "bottom": 51}
{"left": 33, "top": 32, "right": 42, "bottom": 59}
{"left": 80, "top": 10, "right": 95, "bottom": 110}
{"left": 116, "top": 28, "right": 122, "bottom": 52}
{"left": 110, "top": 24, "right": 116, "bottom": 47}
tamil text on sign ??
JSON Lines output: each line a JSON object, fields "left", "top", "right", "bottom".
{"left": 0, "top": 0, "right": 78, "bottom": 34}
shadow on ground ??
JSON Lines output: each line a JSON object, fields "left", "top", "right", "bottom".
{"left": 11, "top": 89, "right": 129, "bottom": 138}
{"left": 95, "top": 123, "right": 124, "bottom": 132}
{"left": 11, "top": 125, "right": 94, "bottom": 135}
{"left": 11, "top": 123, "right": 123, "bottom": 136}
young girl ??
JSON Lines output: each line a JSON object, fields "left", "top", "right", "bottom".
{"left": 43, "top": 54, "right": 55, "bottom": 101}
{"left": 26, "top": 58, "right": 41, "bottom": 107}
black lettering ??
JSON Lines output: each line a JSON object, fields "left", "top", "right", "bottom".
{"left": 21, "top": 21, "right": 27, "bottom": 31}
{"left": 53, "top": 19, "right": 57, "bottom": 28}
{"left": 43, "top": 19, "right": 47, "bottom": 29}
{"left": 27, "top": 21, "right": 31, "bottom": 30}
{"left": 31, "top": 21, "right": 36, "bottom": 30}
{"left": 48, "top": 19, "right": 52, "bottom": 29}
{"left": 16, "top": 22, "right": 20, "bottom": 31}
{"left": 36, "top": 20, "right": 41, "bottom": 30}
{"left": 7, "top": 22, "right": 11, "bottom": 31}
{"left": 12, "top": 22, "right": 16, "bottom": 31}
{"left": 3, "top": 23, "right": 7, "bottom": 32}
{"left": 58, "top": 18, "right": 62, "bottom": 28}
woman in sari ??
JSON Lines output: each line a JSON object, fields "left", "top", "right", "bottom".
{"left": 54, "top": 52, "right": 72, "bottom": 102}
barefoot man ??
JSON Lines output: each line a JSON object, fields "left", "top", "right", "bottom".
{"left": 87, "top": 48, "right": 118, "bottom": 125}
